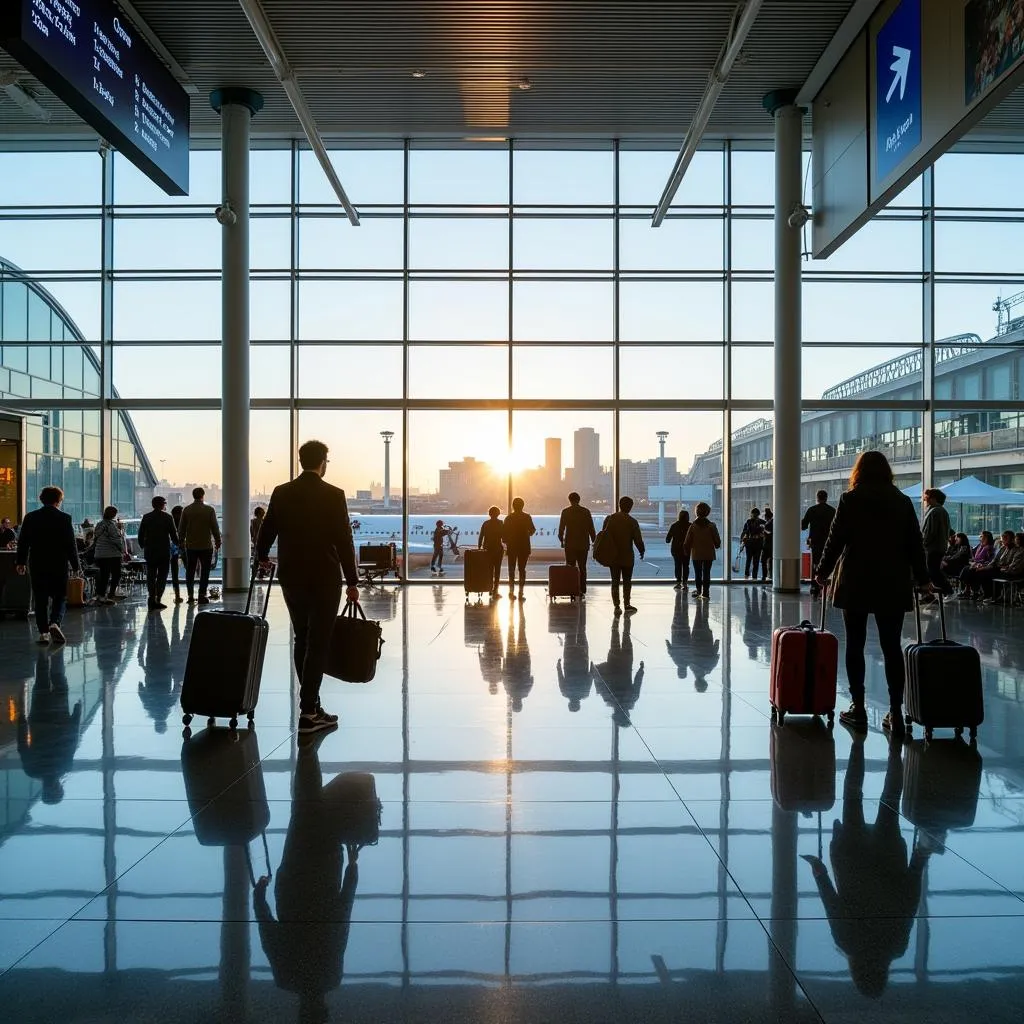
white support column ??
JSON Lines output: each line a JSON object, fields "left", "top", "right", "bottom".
{"left": 765, "top": 91, "right": 804, "bottom": 592}
{"left": 211, "top": 88, "right": 263, "bottom": 591}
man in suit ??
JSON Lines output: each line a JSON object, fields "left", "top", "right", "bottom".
{"left": 16, "top": 485, "right": 80, "bottom": 645}
{"left": 558, "top": 491, "right": 596, "bottom": 596}
{"left": 802, "top": 490, "right": 836, "bottom": 596}
{"left": 258, "top": 439, "right": 360, "bottom": 735}
{"left": 137, "top": 495, "right": 179, "bottom": 611}
{"left": 177, "top": 486, "right": 221, "bottom": 605}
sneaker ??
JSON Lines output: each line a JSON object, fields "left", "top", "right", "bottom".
{"left": 315, "top": 705, "right": 339, "bottom": 724}
{"left": 298, "top": 709, "right": 339, "bottom": 735}
{"left": 881, "top": 711, "right": 906, "bottom": 737}
{"left": 692, "top": 589, "right": 702, "bottom": 597}
{"left": 36, "top": 632, "right": 50, "bottom": 644}
{"left": 625, "top": 605, "right": 638, "bottom": 615}
{"left": 673, "top": 582, "right": 682, "bottom": 590}
{"left": 613, "top": 605, "right": 622, "bottom": 616}
{"left": 838, "top": 702, "right": 868, "bottom": 731}
{"left": 48, "top": 623, "right": 66, "bottom": 645}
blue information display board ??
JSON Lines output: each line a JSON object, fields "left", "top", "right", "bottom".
{"left": 2, "top": 0, "right": 190, "bottom": 195}
{"left": 874, "top": 0, "right": 922, "bottom": 185}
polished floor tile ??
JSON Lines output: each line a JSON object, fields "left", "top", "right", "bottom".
{"left": 1, "top": 585, "right": 1023, "bottom": 1021}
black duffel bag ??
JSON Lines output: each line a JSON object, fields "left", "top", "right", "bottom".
{"left": 326, "top": 600, "right": 384, "bottom": 683}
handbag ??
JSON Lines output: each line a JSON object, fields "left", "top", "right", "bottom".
{"left": 326, "top": 600, "right": 384, "bottom": 683}
{"left": 66, "top": 573, "right": 86, "bottom": 608}
{"left": 593, "top": 528, "right": 617, "bottom": 568}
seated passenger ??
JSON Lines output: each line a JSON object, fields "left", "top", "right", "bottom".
{"left": 981, "top": 531, "right": 1024, "bottom": 604}
{"left": 955, "top": 530, "right": 998, "bottom": 600}
{"left": 940, "top": 532, "right": 971, "bottom": 578}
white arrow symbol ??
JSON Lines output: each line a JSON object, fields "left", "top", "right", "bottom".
{"left": 887, "top": 45, "right": 911, "bottom": 103}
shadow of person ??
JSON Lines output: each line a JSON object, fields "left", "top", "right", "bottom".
{"left": 801, "top": 737, "right": 930, "bottom": 999}
{"left": 743, "top": 587, "right": 769, "bottom": 662}
{"left": 254, "top": 734, "right": 381, "bottom": 1024}
{"left": 593, "top": 615, "right": 644, "bottom": 727}
{"left": 17, "top": 649, "right": 82, "bottom": 805}
{"left": 503, "top": 603, "right": 533, "bottom": 712}
{"left": 688, "top": 598, "right": 720, "bottom": 692}
{"left": 557, "top": 601, "right": 591, "bottom": 712}
{"left": 665, "top": 590, "right": 691, "bottom": 681}
{"left": 137, "top": 609, "right": 180, "bottom": 733}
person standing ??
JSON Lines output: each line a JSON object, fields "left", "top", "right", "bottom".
{"left": 684, "top": 502, "right": 721, "bottom": 601}
{"left": 178, "top": 487, "right": 221, "bottom": 605}
{"left": 478, "top": 506, "right": 505, "bottom": 598}
{"left": 430, "top": 520, "right": 448, "bottom": 576}
{"left": 257, "top": 439, "right": 360, "bottom": 735}
{"left": 137, "top": 496, "right": 179, "bottom": 611}
{"left": 761, "top": 507, "right": 774, "bottom": 583}
{"left": 91, "top": 506, "right": 124, "bottom": 605}
{"left": 815, "top": 450, "right": 931, "bottom": 735}
{"left": 802, "top": 490, "right": 836, "bottom": 596}
{"left": 740, "top": 507, "right": 764, "bottom": 580}
{"left": 921, "top": 488, "right": 953, "bottom": 598}
{"left": 169, "top": 505, "right": 185, "bottom": 603}
{"left": 502, "top": 497, "right": 536, "bottom": 601}
{"left": 15, "top": 485, "right": 80, "bottom": 644}
{"left": 558, "top": 491, "right": 596, "bottom": 596}
{"left": 666, "top": 509, "right": 691, "bottom": 591}
{"left": 250, "top": 506, "right": 267, "bottom": 577}
{"left": 602, "top": 495, "right": 645, "bottom": 616}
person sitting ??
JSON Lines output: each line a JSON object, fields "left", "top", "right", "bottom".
{"left": 955, "top": 531, "right": 996, "bottom": 600}
{"left": 0, "top": 516, "right": 17, "bottom": 548}
{"left": 940, "top": 532, "right": 971, "bottom": 579}
{"left": 980, "top": 530, "right": 1024, "bottom": 604}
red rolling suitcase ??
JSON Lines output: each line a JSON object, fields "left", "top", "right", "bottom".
{"left": 904, "top": 592, "right": 984, "bottom": 742}
{"left": 548, "top": 563, "right": 581, "bottom": 602}
{"left": 180, "top": 567, "right": 273, "bottom": 733}
{"left": 801, "top": 551, "right": 812, "bottom": 582}
{"left": 464, "top": 548, "right": 495, "bottom": 599}
{"left": 770, "top": 596, "right": 838, "bottom": 725}
{"left": 770, "top": 717, "right": 836, "bottom": 812}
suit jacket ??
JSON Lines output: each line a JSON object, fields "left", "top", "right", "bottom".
{"left": 16, "top": 505, "right": 79, "bottom": 578}
{"left": 817, "top": 484, "right": 930, "bottom": 613}
{"left": 502, "top": 511, "right": 536, "bottom": 555}
{"left": 802, "top": 503, "right": 836, "bottom": 547}
{"left": 257, "top": 471, "right": 358, "bottom": 588}
{"left": 558, "top": 504, "right": 596, "bottom": 550}
{"left": 178, "top": 501, "right": 221, "bottom": 551}
{"left": 137, "top": 509, "right": 179, "bottom": 560}
{"left": 602, "top": 510, "right": 644, "bottom": 567}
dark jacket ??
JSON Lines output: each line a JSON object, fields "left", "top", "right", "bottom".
{"left": 0, "top": 526, "right": 16, "bottom": 548}
{"left": 683, "top": 517, "right": 721, "bottom": 562}
{"left": 502, "top": 511, "right": 536, "bottom": 555}
{"left": 16, "top": 505, "right": 79, "bottom": 578}
{"left": 601, "top": 510, "right": 644, "bottom": 568}
{"left": 666, "top": 514, "right": 691, "bottom": 556}
{"left": 478, "top": 518, "right": 504, "bottom": 552}
{"left": 741, "top": 516, "right": 765, "bottom": 545}
{"left": 816, "top": 485, "right": 930, "bottom": 613}
{"left": 137, "top": 509, "right": 178, "bottom": 560}
{"left": 178, "top": 500, "right": 221, "bottom": 551}
{"left": 921, "top": 505, "right": 951, "bottom": 556}
{"left": 802, "top": 502, "right": 836, "bottom": 546}
{"left": 558, "top": 503, "right": 596, "bottom": 551}
{"left": 256, "top": 471, "right": 358, "bottom": 588}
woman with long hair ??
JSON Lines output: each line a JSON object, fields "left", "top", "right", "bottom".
{"left": 815, "top": 451, "right": 931, "bottom": 735}
{"left": 92, "top": 506, "right": 124, "bottom": 605}
{"left": 666, "top": 508, "right": 691, "bottom": 590}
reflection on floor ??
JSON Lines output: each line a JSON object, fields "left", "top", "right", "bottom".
{"left": 1, "top": 584, "right": 1024, "bottom": 1022}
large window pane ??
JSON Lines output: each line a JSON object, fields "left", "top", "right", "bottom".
{"left": 0, "top": 151, "right": 101, "bottom": 207}
{"left": 114, "top": 218, "right": 220, "bottom": 271}
{"left": 729, "top": 413, "right": 774, "bottom": 569}
{"left": 114, "top": 346, "right": 220, "bottom": 399}
{"left": 513, "top": 346, "right": 612, "bottom": 399}
{"left": 410, "top": 149, "right": 508, "bottom": 205}
{"left": 114, "top": 150, "right": 221, "bottom": 206}
{"left": 804, "top": 345, "right": 923, "bottom": 401}
{"left": 619, "top": 281, "right": 723, "bottom": 342}
{"left": 935, "top": 284, "right": 1004, "bottom": 341}
{"left": 300, "top": 215, "right": 403, "bottom": 270}
{"left": 114, "top": 281, "right": 220, "bottom": 340}
{"left": 731, "top": 346, "right": 774, "bottom": 400}
{"left": 513, "top": 282, "right": 612, "bottom": 341}
{"left": 127, "top": 410, "right": 221, "bottom": 499}
{"left": 299, "top": 280, "right": 403, "bottom": 340}
{"left": 251, "top": 345, "right": 291, "bottom": 399}
{"left": 804, "top": 282, "right": 923, "bottom": 344}
{"left": 935, "top": 220, "right": 1024, "bottom": 275}
{"left": 251, "top": 410, "right": 294, "bottom": 501}
{"left": 298, "top": 345, "right": 403, "bottom": 399}
{"left": 410, "top": 345, "right": 507, "bottom": 399}
{"left": 513, "top": 149, "right": 613, "bottom": 206}
{"left": 619, "top": 345, "right": 724, "bottom": 400}
{"left": 619, "top": 217, "right": 723, "bottom": 271}
{"left": 410, "top": 281, "right": 508, "bottom": 341}
{"left": 409, "top": 217, "right": 508, "bottom": 271}
{"left": 300, "top": 147, "right": 404, "bottom": 205}
{"left": 514, "top": 218, "right": 613, "bottom": 271}
{"left": 619, "top": 149, "right": 724, "bottom": 207}
{"left": 0, "top": 218, "right": 100, "bottom": 273}
{"left": 935, "top": 152, "right": 1024, "bottom": 209}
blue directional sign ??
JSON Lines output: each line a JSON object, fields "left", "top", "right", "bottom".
{"left": 874, "top": 0, "right": 922, "bottom": 184}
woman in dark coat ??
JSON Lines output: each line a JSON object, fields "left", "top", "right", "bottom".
{"left": 665, "top": 509, "right": 691, "bottom": 590}
{"left": 815, "top": 450, "right": 931, "bottom": 735}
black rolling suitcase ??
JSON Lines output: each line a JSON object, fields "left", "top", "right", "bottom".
{"left": 0, "top": 570, "right": 31, "bottom": 618}
{"left": 904, "top": 592, "right": 984, "bottom": 742}
{"left": 325, "top": 599, "right": 384, "bottom": 683}
{"left": 902, "top": 736, "right": 982, "bottom": 833}
{"left": 464, "top": 548, "right": 494, "bottom": 599}
{"left": 180, "top": 567, "right": 273, "bottom": 732}
{"left": 769, "top": 717, "right": 836, "bottom": 813}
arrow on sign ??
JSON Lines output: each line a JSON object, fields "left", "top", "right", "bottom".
{"left": 886, "top": 45, "right": 911, "bottom": 103}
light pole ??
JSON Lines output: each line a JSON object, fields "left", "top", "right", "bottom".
{"left": 381, "top": 431, "right": 394, "bottom": 510}
{"left": 656, "top": 431, "right": 669, "bottom": 530}
{"left": 263, "top": 459, "right": 272, "bottom": 500}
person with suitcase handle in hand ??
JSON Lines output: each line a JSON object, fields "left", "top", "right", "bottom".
{"left": 815, "top": 451, "right": 932, "bottom": 736}
{"left": 258, "top": 439, "right": 360, "bottom": 736}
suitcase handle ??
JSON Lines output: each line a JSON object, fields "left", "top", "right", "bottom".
{"left": 244, "top": 563, "right": 275, "bottom": 619}
{"left": 245, "top": 833, "right": 272, "bottom": 888}
{"left": 913, "top": 589, "right": 946, "bottom": 644}
{"left": 341, "top": 599, "right": 385, "bottom": 658}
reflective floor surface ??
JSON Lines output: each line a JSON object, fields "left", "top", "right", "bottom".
{"left": 1, "top": 583, "right": 1023, "bottom": 1022}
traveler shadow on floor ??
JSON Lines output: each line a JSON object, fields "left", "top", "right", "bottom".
{"left": 592, "top": 615, "right": 644, "bottom": 727}
{"left": 663, "top": 592, "right": 720, "bottom": 693}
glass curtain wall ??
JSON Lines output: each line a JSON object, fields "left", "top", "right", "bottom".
{"left": 0, "top": 143, "right": 1020, "bottom": 576}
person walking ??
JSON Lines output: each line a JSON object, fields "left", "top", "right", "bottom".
{"left": 169, "top": 505, "right": 184, "bottom": 603}
{"left": 666, "top": 509, "right": 691, "bottom": 591}
{"left": 478, "top": 505, "right": 505, "bottom": 598}
{"left": 920, "top": 488, "right": 952, "bottom": 598}
{"left": 91, "top": 506, "right": 125, "bottom": 606}
{"left": 761, "top": 507, "right": 774, "bottom": 583}
{"left": 430, "top": 520, "right": 448, "bottom": 576}
{"left": 740, "top": 507, "right": 764, "bottom": 580}
{"left": 602, "top": 495, "right": 645, "bottom": 616}
{"left": 684, "top": 501, "right": 721, "bottom": 601}
{"left": 178, "top": 487, "right": 221, "bottom": 605}
{"left": 802, "top": 490, "right": 836, "bottom": 596}
{"left": 815, "top": 450, "right": 931, "bottom": 735}
{"left": 250, "top": 506, "right": 267, "bottom": 578}
{"left": 502, "top": 497, "right": 536, "bottom": 601}
{"left": 137, "top": 496, "right": 179, "bottom": 611}
{"left": 257, "top": 439, "right": 360, "bottom": 735}
{"left": 15, "top": 485, "right": 80, "bottom": 645}
{"left": 558, "top": 491, "right": 596, "bottom": 596}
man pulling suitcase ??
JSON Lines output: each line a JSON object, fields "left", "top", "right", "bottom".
{"left": 258, "top": 439, "right": 361, "bottom": 735}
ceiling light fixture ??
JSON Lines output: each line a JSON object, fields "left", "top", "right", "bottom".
{"left": 0, "top": 74, "right": 51, "bottom": 122}
{"left": 517, "top": 76, "right": 532, "bottom": 91}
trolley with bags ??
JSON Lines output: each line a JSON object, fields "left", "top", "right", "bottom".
{"left": 180, "top": 566, "right": 274, "bottom": 736}
{"left": 903, "top": 591, "right": 984, "bottom": 742}
{"left": 769, "top": 590, "right": 838, "bottom": 726}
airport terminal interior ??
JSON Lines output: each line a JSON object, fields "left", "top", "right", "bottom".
{"left": 3, "top": 0, "right": 1024, "bottom": 1020}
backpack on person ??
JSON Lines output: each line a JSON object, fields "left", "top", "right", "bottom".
{"left": 593, "top": 527, "right": 617, "bottom": 568}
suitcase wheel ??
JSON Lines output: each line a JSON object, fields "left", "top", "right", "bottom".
{"left": 182, "top": 713, "right": 193, "bottom": 727}
{"left": 247, "top": 711, "right": 255, "bottom": 724}
{"left": 777, "top": 710, "right": 786, "bottom": 724}
{"left": 229, "top": 717, "right": 238, "bottom": 730}
{"left": 769, "top": 705, "right": 777, "bottom": 719}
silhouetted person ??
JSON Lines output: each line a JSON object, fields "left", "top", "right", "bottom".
{"left": 503, "top": 603, "right": 533, "bottom": 712}
{"left": 689, "top": 598, "right": 720, "bottom": 692}
{"left": 137, "top": 608, "right": 179, "bottom": 733}
{"left": 138, "top": 495, "right": 179, "bottom": 611}
{"left": 17, "top": 649, "right": 81, "bottom": 804}
{"left": 594, "top": 615, "right": 644, "bottom": 727}
{"left": 92, "top": 505, "right": 125, "bottom": 605}
{"left": 179, "top": 486, "right": 221, "bottom": 605}
{"left": 478, "top": 602, "right": 504, "bottom": 696}
{"left": 802, "top": 490, "right": 836, "bottom": 596}
{"left": 430, "top": 519, "right": 448, "bottom": 576}
{"left": 169, "top": 505, "right": 185, "bottom": 603}
{"left": 502, "top": 497, "right": 536, "bottom": 601}
{"left": 666, "top": 509, "right": 691, "bottom": 590}
{"left": 761, "top": 506, "right": 774, "bottom": 582}
{"left": 558, "top": 491, "right": 596, "bottom": 596}
{"left": 251, "top": 506, "right": 268, "bottom": 578}
{"left": 16, "top": 484, "right": 79, "bottom": 645}
{"left": 0, "top": 516, "right": 16, "bottom": 548}
{"left": 920, "top": 488, "right": 952, "bottom": 597}
{"left": 740, "top": 507, "right": 764, "bottom": 580}
{"left": 557, "top": 601, "right": 590, "bottom": 712}
{"left": 801, "top": 737, "right": 930, "bottom": 999}
{"left": 603, "top": 495, "right": 645, "bottom": 616}
{"left": 683, "top": 501, "right": 721, "bottom": 601}
{"left": 743, "top": 587, "right": 769, "bottom": 662}
{"left": 665, "top": 590, "right": 691, "bottom": 681}
{"left": 478, "top": 506, "right": 505, "bottom": 598}
{"left": 255, "top": 736, "right": 377, "bottom": 1024}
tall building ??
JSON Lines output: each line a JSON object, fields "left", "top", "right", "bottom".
{"left": 573, "top": 428, "right": 601, "bottom": 494}
{"left": 544, "top": 438, "right": 562, "bottom": 482}
{"left": 438, "top": 456, "right": 493, "bottom": 508}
